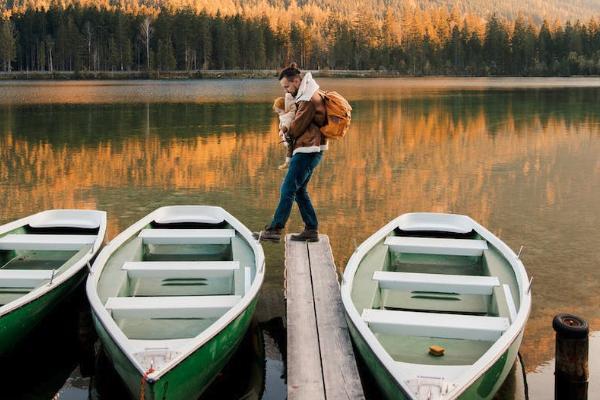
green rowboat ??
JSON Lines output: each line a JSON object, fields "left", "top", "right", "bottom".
{"left": 0, "top": 209, "right": 107, "bottom": 355}
{"left": 341, "top": 213, "right": 531, "bottom": 400}
{"left": 86, "top": 205, "right": 265, "bottom": 400}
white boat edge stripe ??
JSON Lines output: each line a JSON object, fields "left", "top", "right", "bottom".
{"left": 340, "top": 212, "right": 532, "bottom": 399}
{"left": 85, "top": 205, "right": 265, "bottom": 380}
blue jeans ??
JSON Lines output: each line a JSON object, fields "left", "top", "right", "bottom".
{"left": 270, "top": 152, "right": 323, "bottom": 230}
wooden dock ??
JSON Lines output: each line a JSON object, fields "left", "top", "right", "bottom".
{"left": 285, "top": 234, "right": 365, "bottom": 400}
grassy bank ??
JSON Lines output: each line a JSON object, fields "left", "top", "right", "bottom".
{"left": 0, "top": 69, "right": 411, "bottom": 80}
{"left": 1, "top": 70, "right": 592, "bottom": 81}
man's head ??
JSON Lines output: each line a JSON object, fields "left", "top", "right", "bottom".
{"left": 279, "top": 63, "right": 302, "bottom": 97}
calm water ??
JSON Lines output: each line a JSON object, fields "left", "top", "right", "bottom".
{"left": 0, "top": 78, "right": 599, "bottom": 399}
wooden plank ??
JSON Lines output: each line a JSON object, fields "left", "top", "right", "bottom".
{"left": 308, "top": 235, "right": 365, "bottom": 400}
{"left": 285, "top": 235, "right": 325, "bottom": 400}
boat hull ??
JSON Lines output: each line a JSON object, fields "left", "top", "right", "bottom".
{"left": 0, "top": 268, "right": 86, "bottom": 355}
{"left": 94, "top": 296, "right": 258, "bottom": 400}
{"left": 346, "top": 314, "right": 524, "bottom": 400}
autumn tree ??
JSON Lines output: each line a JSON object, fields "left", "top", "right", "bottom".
{"left": 2, "top": 3, "right": 600, "bottom": 76}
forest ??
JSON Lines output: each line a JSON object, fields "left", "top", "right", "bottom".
{"left": 1, "top": 2, "right": 600, "bottom": 76}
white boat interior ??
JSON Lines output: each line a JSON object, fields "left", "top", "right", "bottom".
{"left": 90, "top": 206, "right": 262, "bottom": 373}
{"left": 344, "top": 213, "right": 530, "bottom": 398}
{"left": 0, "top": 210, "right": 105, "bottom": 309}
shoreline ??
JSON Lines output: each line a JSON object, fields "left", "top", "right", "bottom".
{"left": 0, "top": 70, "right": 596, "bottom": 80}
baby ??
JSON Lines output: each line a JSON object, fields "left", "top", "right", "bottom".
{"left": 272, "top": 93, "right": 297, "bottom": 170}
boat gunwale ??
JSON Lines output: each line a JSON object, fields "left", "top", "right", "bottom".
{"left": 340, "top": 212, "right": 532, "bottom": 399}
{"left": 85, "top": 205, "right": 265, "bottom": 381}
{"left": 0, "top": 209, "right": 107, "bottom": 317}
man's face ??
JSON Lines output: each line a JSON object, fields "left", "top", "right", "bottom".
{"left": 280, "top": 76, "right": 301, "bottom": 97}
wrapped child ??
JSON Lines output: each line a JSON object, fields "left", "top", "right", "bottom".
{"left": 272, "top": 93, "right": 297, "bottom": 170}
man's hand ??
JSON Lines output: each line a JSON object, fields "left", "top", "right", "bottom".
{"left": 284, "top": 133, "right": 294, "bottom": 146}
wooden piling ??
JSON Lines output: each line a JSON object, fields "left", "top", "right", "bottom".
{"left": 285, "top": 234, "right": 365, "bottom": 400}
{"left": 552, "top": 313, "right": 589, "bottom": 400}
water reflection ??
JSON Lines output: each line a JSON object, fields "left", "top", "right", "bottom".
{"left": 0, "top": 288, "right": 85, "bottom": 399}
{"left": 1, "top": 81, "right": 599, "bottom": 398}
{"left": 91, "top": 318, "right": 270, "bottom": 400}
{"left": 0, "top": 286, "right": 281, "bottom": 400}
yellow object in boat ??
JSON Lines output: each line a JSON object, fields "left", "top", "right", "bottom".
{"left": 429, "top": 345, "right": 445, "bottom": 357}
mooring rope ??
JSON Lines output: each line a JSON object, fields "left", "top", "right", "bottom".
{"left": 518, "top": 351, "right": 530, "bottom": 400}
{"left": 139, "top": 367, "right": 155, "bottom": 400}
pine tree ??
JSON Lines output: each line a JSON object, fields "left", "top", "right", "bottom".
{"left": 198, "top": 12, "right": 212, "bottom": 70}
{"left": 0, "top": 19, "right": 17, "bottom": 71}
{"left": 537, "top": 20, "right": 553, "bottom": 70}
{"left": 511, "top": 16, "right": 536, "bottom": 75}
{"left": 484, "top": 14, "right": 510, "bottom": 74}
{"left": 211, "top": 12, "right": 225, "bottom": 69}
{"left": 224, "top": 17, "right": 239, "bottom": 69}
{"left": 157, "top": 38, "right": 175, "bottom": 70}
{"left": 447, "top": 25, "right": 463, "bottom": 72}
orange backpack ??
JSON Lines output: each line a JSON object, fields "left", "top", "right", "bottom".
{"left": 319, "top": 90, "right": 352, "bottom": 139}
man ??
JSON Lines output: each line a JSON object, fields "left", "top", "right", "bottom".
{"left": 255, "top": 63, "right": 327, "bottom": 242}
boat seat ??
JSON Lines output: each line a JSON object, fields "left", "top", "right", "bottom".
{"left": 0, "top": 234, "right": 96, "bottom": 251}
{"left": 493, "top": 284, "right": 518, "bottom": 323}
{"left": 105, "top": 295, "right": 241, "bottom": 319}
{"left": 373, "top": 271, "right": 500, "bottom": 295}
{"left": 362, "top": 309, "right": 509, "bottom": 341}
{"left": 0, "top": 269, "right": 54, "bottom": 288}
{"left": 231, "top": 236, "right": 255, "bottom": 296}
{"left": 138, "top": 229, "right": 235, "bottom": 245}
{"left": 385, "top": 236, "right": 488, "bottom": 257}
{"left": 122, "top": 261, "right": 240, "bottom": 279}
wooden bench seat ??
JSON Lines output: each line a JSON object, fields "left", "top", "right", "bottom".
{"left": 373, "top": 271, "right": 500, "bottom": 295}
{"left": 385, "top": 236, "right": 488, "bottom": 257}
{"left": 0, "top": 234, "right": 96, "bottom": 251}
{"left": 0, "top": 269, "right": 54, "bottom": 288}
{"left": 362, "top": 309, "right": 509, "bottom": 341}
{"left": 121, "top": 261, "right": 239, "bottom": 279}
{"left": 138, "top": 229, "right": 234, "bottom": 245}
{"left": 105, "top": 295, "right": 240, "bottom": 319}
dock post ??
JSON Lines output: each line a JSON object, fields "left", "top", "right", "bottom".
{"left": 552, "top": 313, "right": 589, "bottom": 400}
{"left": 285, "top": 234, "right": 365, "bottom": 400}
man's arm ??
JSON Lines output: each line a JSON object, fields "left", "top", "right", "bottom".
{"left": 287, "top": 101, "right": 316, "bottom": 139}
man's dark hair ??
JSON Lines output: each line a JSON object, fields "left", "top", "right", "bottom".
{"left": 278, "top": 62, "right": 301, "bottom": 80}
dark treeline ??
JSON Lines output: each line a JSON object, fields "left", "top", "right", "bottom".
{"left": 1, "top": 5, "right": 600, "bottom": 76}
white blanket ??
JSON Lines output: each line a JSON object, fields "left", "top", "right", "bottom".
{"left": 295, "top": 72, "right": 320, "bottom": 102}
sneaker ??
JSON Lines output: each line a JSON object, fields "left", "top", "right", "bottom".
{"left": 252, "top": 225, "right": 282, "bottom": 242}
{"left": 290, "top": 228, "right": 319, "bottom": 242}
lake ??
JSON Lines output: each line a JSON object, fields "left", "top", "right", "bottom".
{"left": 0, "top": 78, "right": 599, "bottom": 399}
